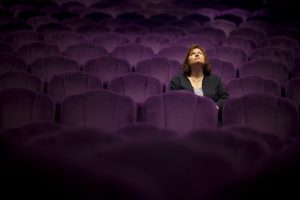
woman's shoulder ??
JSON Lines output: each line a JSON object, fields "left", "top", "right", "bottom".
{"left": 170, "top": 73, "right": 186, "bottom": 81}
{"left": 205, "top": 73, "right": 221, "bottom": 81}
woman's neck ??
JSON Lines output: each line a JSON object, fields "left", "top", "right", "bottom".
{"left": 190, "top": 70, "right": 203, "bottom": 78}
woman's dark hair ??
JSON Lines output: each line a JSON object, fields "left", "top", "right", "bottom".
{"left": 183, "top": 44, "right": 211, "bottom": 76}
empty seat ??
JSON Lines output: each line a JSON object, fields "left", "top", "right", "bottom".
{"left": 61, "top": 17, "right": 94, "bottom": 30}
{"left": 83, "top": 11, "right": 112, "bottom": 22}
{"left": 176, "top": 35, "right": 214, "bottom": 50}
{"left": 206, "top": 46, "right": 247, "bottom": 69}
{"left": 229, "top": 28, "right": 266, "bottom": 45}
{"left": 222, "top": 93, "right": 299, "bottom": 138}
{"left": 158, "top": 45, "right": 187, "bottom": 63}
{"left": 285, "top": 78, "right": 300, "bottom": 107}
{"left": 182, "top": 14, "right": 210, "bottom": 25}
{"left": 26, "top": 16, "right": 58, "bottom": 30}
{"left": 239, "top": 20, "right": 272, "bottom": 32}
{"left": 108, "top": 73, "right": 162, "bottom": 104}
{"left": 142, "top": 91, "right": 218, "bottom": 133}
{"left": 226, "top": 76, "right": 281, "bottom": 98}
{"left": 220, "top": 36, "right": 256, "bottom": 55}
{"left": 135, "top": 34, "right": 172, "bottom": 54}
{"left": 149, "top": 13, "right": 178, "bottom": 23}
{"left": 7, "top": 30, "right": 44, "bottom": 51}
{"left": 36, "top": 22, "right": 71, "bottom": 41}
{"left": 50, "top": 32, "right": 87, "bottom": 52}
{"left": 152, "top": 25, "right": 185, "bottom": 42}
{"left": 210, "top": 58, "right": 236, "bottom": 84}
{"left": 0, "top": 71, "right": 43, "bottom": 92}
{"left": 0, "top": 88, "right": 55, "bottom": 130}
{"left": 64, "top": 43, "right": 108, "bottom": 66}
{"left": 48, "top": 71, "right": 102, "bottom": 104}
{"left": 112, "top": 44, "right": 155, "bottom": 67}
{"left": 249, "top": 46, "right": 294, "bottom": 68}
{"left": 60, "top": 90, "right": 136, "bottom": 131}
{"left": 114, "top": 24, "right": 149, "bottom": 42}
{"left": 259, "top": 36, "right": 299, "bottom": 55}
{"left": 214, "top": 14, "right": 243, "bottom": 26}
{"left": 76, "top": 24, "right": 110, "bottom": 41}
{"left": 83, "top": 56, "right": 131, "bottom": 87}
{"left": 292, "top": 63, "right": 300, "bottom": 78}
{"left": 205, "top": 19, "right": 237, "bottom": 36}
{"left": 51, "top": 10, "right": 79, "bottom": 21}
{"left": 0, "top": 53, "right": 27, "bottom": 73}
{"left": 190, "top": 27, "right": 226, "bottom": 44}
{"left": 136, "top": 57, "right": 182, "bottom": 87}
{"left": 17, "top": 42, "right": 60, "bottom": 65}
{"left": 31, "top": 55, "right": 80, "bottom": 82}
{"left": 239, "top": 59, "right": 288, "bottom": 86}
{"left": 93, "top": 33, "right": 129, "bottom": 53}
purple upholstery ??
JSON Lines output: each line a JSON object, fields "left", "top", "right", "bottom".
{"left": 210, "top": 58, "right": 236, "bottom": 84}
{"left": 114, "top": 24, "right": 149, "bottom": 42}
{"left": 205, "top": 19, "right": 236, "bottom": 36}
{"left": 135, "top": 34, "right": 172, "bottom": 54}
{"left": 93, "top": 33, "right": 129, "bottom": 53}
{"left": 83, "top": 56, "right": 131, "bottom": 86}
{"left": 176, "top": 34, "right": 214, "bottom": 50}
{"left": 36, "top": 22, "right": 71, "bottom": 41}
{"left": 220, "top": 36, "right": 256, "bottom": 55}
{"left": 0, "top": 53, "right": 27, "bottom": 73}
{"left": 239, "top": 20, "right": 272, "bottom": 32}
{"left": 112, "top": 44, "right": 155, "bottom": 67}
{"left": 61, "top": 90, "right": 136, "bottom": 131}
{"left": 7, "top": 30, "right": 44, "bottom": 51}
{"left": 206, "top": 46, "right": 247, "bottom": 69}
{"left": 61, "top": 17, "right": 94, "bottom": 30}
{"left": 190, "top": 27, "right": 226, "bottom": 44}
{"left": 108, "top": 73, "right": 162, "bottom": 104}
{"left": 50, "top": 32, "right": 87, "bottom": 51}
{"left": 26, "top": 16, "right": 58, "bottom": 30}
{"left": 229, "top": 28, "right": 265, "bottom": 45}
{"left": 17, "top": 42, "right": 60, "bottom": 65}
{"left": 136, "top": 56, "right": 182, "bottom": 87}
{"left": 0, "top": 71, "right": 43, "bottom": 92}
{"left": 75, "top": 24, "right": 110, "bottom": 41}
{"left": 226, "top": 76, "right": 281, "bottom": 98}
{"left": 157, "top": 45, "right": 187, "bottom": 63}
{"left": 239, "top": 59, "right": 288, "bottom": 85}
{"left": 0, "top": 88, "right": 55, "bottom": 130}
{"left": 152, "top": 25, "right": 185, "bottom": 42}
{"left": 248, "top": 46, "right": 294, "bottom": 68}
{"left": 259, "top": 36, "right": 299, "bottom": 55}
{"left": 63, "top": 43, "right": 107, "bottom": 65}
{"left": 222, "top": 93, "right": 299, "bottom": 138}
{"left": 142, "top": 91, "right": 218, "bottom": 133}
{"left": 31, "top": 55, "right": 80, "bottom": 82}
{"left": 48, "top": 71, "right": 102, "bottom": 104}
{"left": 285, "top": 78, "right": 300, "bottom": 107}
{"left": 292, "top": 63, "right": 300, "bottom": 78}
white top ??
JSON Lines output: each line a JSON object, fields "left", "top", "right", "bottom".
{"left": 193, "top": 87, "right": 204, "bottom": 96}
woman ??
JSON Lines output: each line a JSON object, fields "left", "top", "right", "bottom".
{"left": 169, "top": 44, "right": 229, "bottom": 109}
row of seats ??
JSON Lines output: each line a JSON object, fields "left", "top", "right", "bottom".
{"left": 0, "top": 88, "right": 298, "bottom": 138}
{"left": 1, "top": 70, "right": 300, "bottom": 105}
{"left": 1, "top": 51, "right": 300, "bottom": 85}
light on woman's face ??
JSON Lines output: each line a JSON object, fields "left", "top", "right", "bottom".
{"left": 188, "top": 48, "right": 205, "bottom": 65}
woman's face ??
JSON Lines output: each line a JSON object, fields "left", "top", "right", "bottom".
{"left": 188, "top": 48, "right": 205, "bottom": 66}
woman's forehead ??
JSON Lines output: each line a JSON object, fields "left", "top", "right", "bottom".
{"left": 190, "top": 48, "right": 203, "bottom": 54}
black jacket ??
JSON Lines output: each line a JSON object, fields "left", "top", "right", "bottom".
{"left": 168, "top": 73, "right": 229, "bottom": 108}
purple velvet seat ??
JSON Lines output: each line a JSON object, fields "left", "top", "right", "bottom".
{"left": 204, "top": 19, "right": 237, "bottom": 36}
{"left": 220, "top": 36, "right": 256, "bottom": 55}
{"left": 229, "top": 27, "right": 266, "bottom": 45}
{"left": 0, "top": 71, "right": 43, "bottom": 92}
{"left": 206, "top": 46, "right": 247, "bottom": 69}
{"left": 157, "top": 45, "right": 187, "bottom": 63}
{"left": 0, "top": 88, "right": 55, "bottom": 130}
{"left": 222, "top": 93, "right": 299, "bottom": 138}
{"left": 50, "top": 32, "right": 87, "bottom": 52}
{"left": 136, "top": 56, "right": 182, "bottom": 87}
{"left": 152, "top": 25, "right": 185, "bottom": 42}
{"left": 36, "top": 22, "right": 71, "bottom": 41}
{"left": 176, "top": 34, "right": 214, "bottom": 50}
{"left": 259, "top": 36, "right": 299, "bottom": 55}
{"left": 190, "top": 27, "right": 226, "bottom": 44}
{"left": 0, "top": 53, "right": 27, "bottom": 73}
{"left": 114, "top": 24, "right": 149, "bottom": 42}
{"left": 26, "top": 16, "right": 58, "bottom": 30}
{"left": 16, "top": 41, "right": 60, "bottom": 65}
{"left": 142, "top": 91, "right": 218, "bottom": 133}
{"left": 83, "top": 56, "right": 131, "bottom": 87}
{"left": 31, "top": 55, "right": 80, "bottom": 82}
{"left": 239, "top": 59, "right": 288, "bottom": 85}
{"left": 135, "top": 34, "right": 172, "bottom": 54}
{"left": 248, "top": 46, "right": 294, "bottom": 69}
{"left": 210, "top": 58, "right": 236, "bottom": 84}
{"left": 48, "top": 71, "right": 102, "bottom": 104}
{"left": 60, "top": 90, "right": 136, "bottom": 131}
{"left": 285, "top": 77, "right": 300, "bottom": 107}
{"left": 93, "top": 33, "right": 129, "bottom": 53}
{"left": 108, "top": 73, "right": 162, "bottom": 104}
{"left": 75, "top": 24, "right": 110, "bottom": 41}
{"left": 226, "top": 76, "right": 281, "bottom": 98}
{"left": 112, "top": 44, "right": 155, "bottom": 67}
{"left": 292, "top": 63, "right": 300, "bottom": 78}
{"left": 7, "top": 30, "right": 44, "bottom": 51}
{"left": 63, "top": 43, "right": 108, "bottom": 66}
